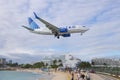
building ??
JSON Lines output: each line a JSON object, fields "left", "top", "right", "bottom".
{"left": 63, "top": 54, "right": 81, "bottom": 68}
{"left": 41, "top": 54, "right": 81, "bottom": 68}
{"left": 0, "top": 58, "right": 6, "bottom": 67}
{"left": 91, "top": 58, "right": 120, "bottom": 67}
{"left": 41, "top": 55, "right": 64, "bottom": 66}
{"left": 8, "top": 60, "right": 12, "bottom": 64}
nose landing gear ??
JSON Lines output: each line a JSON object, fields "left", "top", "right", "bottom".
{"left": 54, "top": 32, "right": 60, "bottom": 39}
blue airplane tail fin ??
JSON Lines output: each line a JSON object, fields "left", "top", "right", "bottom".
{"left": 28, "top": 17, "right": 40, "bottom": 29}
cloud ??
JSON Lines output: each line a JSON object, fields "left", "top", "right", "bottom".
{"left": 0, "top": 0, "right": 120, "bottom": 63}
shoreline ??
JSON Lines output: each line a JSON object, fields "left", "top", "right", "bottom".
{"left": 16, "top": 68, "right": 43, "bottom": 74}
{"left": 0, "top": 68, "right": 70, "bottom": 80}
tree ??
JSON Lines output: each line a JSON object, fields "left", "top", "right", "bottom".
{"left": 32, "top": 62, "right": 44, "bottom": 68}
{"left": 91, "top": 61, "right": 95, "bottom": 65}
{"left": 51, "top": 64, "right": 58, "bottom": 69}
{"left": 103, "top": 63, "right": 107, "bottom": 66}
{"left": 50, "top": 59, "right": 63, "bottom": 71}
{"left": 7, "top": 62, "right": 19, "bottom": 67}
{"left": 59, "top": 63, "right": 63, "bottom": 67}
{"left": 58, "top": 59, "right": 62, "bottom": 62}
{"left": 53, "top": 59, "right": 57, "bottom": 65}
{"left": 22, "top": 64, "right": 32, "bottom": 68}
{"left": 77, "top": 61, "right": 91, "bottom": 69}
{"left": 45, "top": 63, "right": 48, "bottom": 67}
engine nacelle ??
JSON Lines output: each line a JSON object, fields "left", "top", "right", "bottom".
{"left": 62, "top": 34, "right": 71, "bottom": 37}
{"left": 59, "top": 28, "right": 68, "bottom": 33}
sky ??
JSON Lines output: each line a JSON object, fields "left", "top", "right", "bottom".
{"left": 0, "top": 0, "right": 120, "bottom": 63}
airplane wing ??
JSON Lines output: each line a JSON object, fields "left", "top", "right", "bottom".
{"left": 33, "top": 12, "right": 59, "bottom": 33}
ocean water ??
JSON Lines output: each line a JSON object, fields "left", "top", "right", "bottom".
{"left": 0, "top": 71, "right": 45, "bottom": 80}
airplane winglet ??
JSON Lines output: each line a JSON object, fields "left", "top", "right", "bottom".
{"left": 33, "top": 12, "right": 40, "bottom": 19}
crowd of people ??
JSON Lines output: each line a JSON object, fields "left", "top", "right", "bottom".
{"left": 57, "top": 67, "right": 91, "bottom": 80}
{"left": 71, "top": 70, "right": 90, "bottom": 80}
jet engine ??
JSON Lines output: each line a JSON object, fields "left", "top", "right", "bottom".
{"left": 62, "top": 34, "right": 71, "bottom": 37}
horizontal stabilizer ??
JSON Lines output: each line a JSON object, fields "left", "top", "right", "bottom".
{"left": 22, "top": 25, "right": 33, "bottom": 31}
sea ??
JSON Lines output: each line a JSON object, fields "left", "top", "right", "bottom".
{"left": 0, "top": 71, "right": 52, "bottom": 80}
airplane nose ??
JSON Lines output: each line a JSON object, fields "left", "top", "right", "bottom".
{"left": 86, "top": 28, "right": 89, "bottom": 31}
{"left": 82, "top": 26, "right": 89, "bottom": 31}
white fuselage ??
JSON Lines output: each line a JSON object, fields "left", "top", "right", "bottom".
{"left": 31, "top": 25, "right": 89, "bottom": 35}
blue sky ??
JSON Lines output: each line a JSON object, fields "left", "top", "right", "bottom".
{"left": 0, "top": 0, "right": 120, "bottom": 63}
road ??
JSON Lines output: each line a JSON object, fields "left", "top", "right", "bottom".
{"left": 90, "top": 73, "right": 118, "bottom": 80}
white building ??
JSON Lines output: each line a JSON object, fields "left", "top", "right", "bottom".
{"left": 41, "top": 56, "right": 52, "bottom": 66}
{"left": 91, "top": 58, "right": 120, "bottom": 67}
{"left": 41, "top": 54, "right": 81, "bottom": 68}
{"left": 63, "top": 54, "right": 81, "bottom": 68}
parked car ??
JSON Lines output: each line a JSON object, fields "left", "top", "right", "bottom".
{"left": 89, "top": 69, "right": 95, "bottom": 73}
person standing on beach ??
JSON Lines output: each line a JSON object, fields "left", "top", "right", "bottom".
{"left": 85, "top": 71, "right": 90, "bottom": 80}
{"left": 71, "top": 73, "right": 74, "bottom": 80}
{"left": 77, "top": 71, "right": 81, "bottom": 80}
{"left": 80, "top": 73, "right": 85, "bottom": 80}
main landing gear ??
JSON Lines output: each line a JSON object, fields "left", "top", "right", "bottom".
{"left": 54, "top": 32, "right": 60, "bottom": 39}
{"left": 57, "top": 36, "right": 60, "bottom": 39}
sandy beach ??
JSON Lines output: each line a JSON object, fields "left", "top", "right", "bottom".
{"left": 52, "top": 71, "right": 68, "bottom": 80}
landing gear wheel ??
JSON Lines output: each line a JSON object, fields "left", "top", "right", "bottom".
{"left": 55, "top": 33, "right": 58, "bottom": 37}
{"left": 57, "top": 36, "right": 60, "bottom": 39}
{"left": 81, "top": 33, "right": 83, "bottom": 35}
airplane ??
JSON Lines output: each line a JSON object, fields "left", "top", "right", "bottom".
{"left": 22, "top": 12, "right": 89, "bottom": 39}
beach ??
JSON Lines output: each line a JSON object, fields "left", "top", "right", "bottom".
{"left": 52, "top": 71, "right": 68, "bottom": 80}
{"left": 2, "top": 70, "right": 117, "bottom": 80}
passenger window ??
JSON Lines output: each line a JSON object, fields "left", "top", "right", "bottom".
{"left": 72, "top": 26, "right": 75, "bottom": 28}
